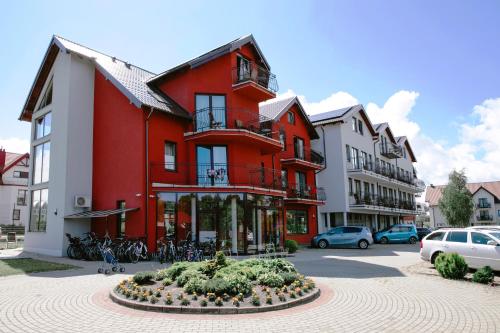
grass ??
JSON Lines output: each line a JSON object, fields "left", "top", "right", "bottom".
{"left": 0, "top": 258, "right": 79, "bottom": 277}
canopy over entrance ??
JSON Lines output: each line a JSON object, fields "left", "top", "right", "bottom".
{"left": 64, "top": 207, "right": 139, "bottom": 219}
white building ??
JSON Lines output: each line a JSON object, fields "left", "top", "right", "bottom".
{"left": 0, "top": 149, "right": 29, "bottom": 227}
{"left": 426, "top": 182, "right": 500, "bottom": 228}
{"left": 310, "top": 105, "right": 425, "bottom": 234}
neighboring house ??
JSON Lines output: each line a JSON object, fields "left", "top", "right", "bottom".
{"left": 19, "top": 34, "right": 325, "bottom": 256}
{"left": 310, "top": 105, "right": 425, "bottom": 234}
{"left": 0, "top": 149, "right": 29, "bottom": 227}
{"left": 426, "top": 181, "right": 500, "bottom": 228}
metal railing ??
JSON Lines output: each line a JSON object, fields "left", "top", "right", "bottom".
{"left": 379, "top": 142, "right": 403, "bottom": 159}
{"left": 350, "top": 192, "right": 416, "bottom": 211}
{"left": 286, "top": 183, "right": 326, "bottom": 201}
{"left": 477, "top": 214, "right": 494, "bottom": 221}
{"left": 280, "top": 144, "right": 324, "bottom": 166}
{"left": 192, "top": 107, "right": 279, "bottom": 140}
{"left": 347, "top": 161, "right": 424, "bottom": 188}
{"left": 477, "top": 202, "right": 492, "bottom": 209}
{"left": 232, "top": 62, "right": 279, "bottom": 92}
{"left": 150, "top": 162, "right": 283, "bottom": 191}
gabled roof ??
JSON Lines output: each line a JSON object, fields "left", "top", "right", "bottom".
{"left": 0, "top": 152, "right": 29, "bottom": 174}
{"left": 309, "top": 104, "right": 378, "bottom": 136}
{"left": 147, "top": 34, "right": 270, "bottom": 84}
{"left": 259, "top": 96, "right": 319, "bottom": 139}
{"left": 20, "top": 35, "right": 190, "bottom": 121}
{"left": 396, "top": 136, "right": 417, "bottom": 162}
{"left": 425, "top": 181, "right": 500, "bottom": 206}
{"left": 373, "top": 122, "right": 397, "bottom": 144}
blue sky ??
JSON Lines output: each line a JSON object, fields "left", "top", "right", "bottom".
{"left": 1, "top": 0, "right": 500, "bottom": 184}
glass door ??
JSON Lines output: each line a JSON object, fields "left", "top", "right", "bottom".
{"left": 196, "top": 146, "right": 227, "bottom": 186}
{"left": 195, "top": 95, "right": 226, "bottom": 131}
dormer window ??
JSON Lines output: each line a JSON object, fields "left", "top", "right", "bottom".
{"left": 37, "top": 78, "right": 53, "bottom": 111}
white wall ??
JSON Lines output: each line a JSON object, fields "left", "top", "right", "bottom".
{"left": 0, "top": 159, "right": 29, "bottom": 226}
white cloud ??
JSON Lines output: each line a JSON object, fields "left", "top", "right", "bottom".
{"left": 0, "top": 137, "right": 30, "bottom": 154}
{"left": 278, "top": 89, "right": 500, "bottom": 195}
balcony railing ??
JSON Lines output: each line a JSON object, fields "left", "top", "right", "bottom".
{"left": 232, "top": 63, "right": 279, "bottom": 92}
{"left": 285, "top": 183, "right": 326, "bottom": 201}
{"left": 350, "top": 192, "right": 416, "bottom": 211}
{"left": 192, "top": 107, "right": 279, "bottom": 140}
{"left": 150, "top": 162, "right": 283, "bottom": 192}
{"left": 477, "top": 214, "right": 494, "bottom": 221}
{"left": 281, "top": 144, "right": 324, "bottom": 166}
{"left": 379, "top": 142, "right": 403, "bottom": 159}
{"left": 477, "top": 202, "right": 492, "bottom": 209}
{"left": 348, "top": 161, "right": 424, "bottom": 188}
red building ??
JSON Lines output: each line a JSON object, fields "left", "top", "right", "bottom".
{"left": 19, "top": 34, "right": 325, "bottom": 256}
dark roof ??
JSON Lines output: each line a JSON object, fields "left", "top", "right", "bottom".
{"left": 308, "top": 106, "right": 354, "bottom": 123}
{"left": 310, "top": 104, "right": 378, "bottom": 136}
{"left": 64, "top": 207, "right": 139, "bottom": 219}
{"left": 20, "top": 35, "right": 190, "bottom": 121}
{"left": 147, "top": 34, "right": 270, "bottom": 84}
{"left": 373, "top": 122, "right": 397, "bottom": 144}
{"left": 396, "top": 136, "right": 417, "bottom": 162}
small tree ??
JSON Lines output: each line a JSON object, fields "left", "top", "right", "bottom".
{"left": 438, "top": 170, "right": 474, "bottom": 227}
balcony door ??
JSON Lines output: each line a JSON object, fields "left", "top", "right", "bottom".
{"left": 195, "top": 94, "right": 226, "bottom": 131}
{"left": 197, "top": 145, "right": 227, "bottom": 186}
{"left": 294, "top": 137, "right": 305, "bottom": 160}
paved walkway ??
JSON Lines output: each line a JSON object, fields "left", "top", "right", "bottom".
{"left": 0, "top": 245, "right": 499, "bottom": 332}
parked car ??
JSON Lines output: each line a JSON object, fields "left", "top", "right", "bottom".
{"left": 417, "top": 227, "right": 432, "bottom": 240}
{"left": 311, "top": 226, "right": 373, "bottom": 249}
{"left": 374, "top": 224, "right": 419, "bottom": 244}
{"left": 420, "top": 228, "right": 500, "bottom": 270}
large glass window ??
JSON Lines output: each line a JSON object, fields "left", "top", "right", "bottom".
{"left": 196, "top": 146, "right": 227, "bottom": 186}
{"left": 37, "top": 78, "right": 53, "bottom": 111}
{"left": 195, "top": 94, "right": 226, "bottom": 131}
{"left": 33, "top": 142, "right": 50, "bottom": 184}
{"left": 30, "top": 189, "right": 48, "bottom": 232}
{"left": 294, "top": 137, "right": 305, "bottom": 159}
{"left": 164, "top": 142, "right": 176, "bottom": 170}
{"left": 351, "top": 147, "right": 359, "bottom": 169}
{"left": 286, "top": 210, "right": 308, "bottom": 234}
{"left": 295, "top": 171, "right": 307, "bottom": 192}
{"left": 35, "top": 112, "right": 52, "bottom": 140}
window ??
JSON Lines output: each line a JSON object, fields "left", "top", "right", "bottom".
{"left": 354, "top": 180, "right": 361, "bottom": 195}
{"left": 471, "top": 232, "right": 494, "bottom": 245}
{"left": 295, "top": 171, "right": 307, "bottom": 192}
{"left": 35, "top": 112, "right": 52, "bottom": 140}
{"left": 164, "top": 142, "right": 176, "bottom": 170}
{"left": 12, "top": 209, "right": 20, "bottom": 221}
{"left": 236, "top": 55, "right": 251, "bottom": 82}
{"left": 17, "top": 189, "right": 27, "bottom": 206}
{"left": 498, "top": 210, "right": 500, "bottom": 217}
{"left": 195, "top": 94, "right": 226, "bottom": 131}
{"left": 426, "top": 232, "right": 445, "bottom": 241}
{"left": 346, "top": 144, "right": 351, "bottom": 162}
{"left": 294, "top": 137, "right": 305, "bottom": 159}
{"left": 478, "top": 198, "right": 489, "bottom": 208}
{"left": 279, "top": 130, "right": 286, "bottom": 149}
{"left": 281, "top": 169, "right": 288, "bottom": 189}
{"left": 286, "top": 210, "right": 308, "bottom": 234}
{"left": 358, "top": 119, "right": 363, "bottom": 135}
{"left": 351, "top": 147, "right": 359, "bottom": 169}
{"left": 37, "top": 78, "right": 53, "bottom": 111}
{"left": 287, "top": 111, "right": 295, "bottom": 124}
{"left": 348, "top": 178, "right": 353, "bottom": 194}
{"left": 361, "top": 151, "right": 368, "bottom": 169}
{"left": 352, "top": 117, "right": 357, "bottom": 132}
{"left": 196, "top": 145, "right": 227, "bottom": 186}
{"left": 446, "top": 231, "right": 468, "bottom": 243}
{"left": 13, "top": 171, "right": 29, "bottom": 178}
{"left": 33, "top": 142, "right": 50, "bottom": 184}
{"left": 344, "top": 227, "right": 362, "bottom": 234}
{"left": 117, "top": 201, "right": 126, "bottom": 237}
{"left": 29, "top": 189, "right": 48, "bottom": 232}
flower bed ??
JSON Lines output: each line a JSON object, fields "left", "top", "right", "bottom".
{"left": 111, "top": 252, "right": 319, "bottom": 314}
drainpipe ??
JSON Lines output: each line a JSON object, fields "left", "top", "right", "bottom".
{"left": 145, "top": 107, "right": 155, "bottom": 244}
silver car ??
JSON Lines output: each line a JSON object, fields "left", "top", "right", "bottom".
{"left": 420, "top": 228, "right": 500, "bottom": 270}
{"left": 311, "top": 226, "right": 374, "bottom": 249}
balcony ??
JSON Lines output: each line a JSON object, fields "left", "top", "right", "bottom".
{"left": 477, "top": 202, "right": 492, "bottom": 209}
{"left": 477, "top": 214, "right": 494, "bottom": 221}
{"left": 185, "top": 107, "right": 282, "bottom": 154}
{"left": 349, "top": 192, "right": 417, "bottom": 214}
{"left": 285, "top": 183, "right": 326, "bottom": 205}
{"left": 380, "top": 142, "right": 403, "bottom": 159}
{"left": 280, "top": 144, "right": 324, "bottom": 170}
{"left": 150, "top": 162, "right": 285, "bottom": 196}
{"left": 232, "top": 63, "right": 278, "bottom": 101}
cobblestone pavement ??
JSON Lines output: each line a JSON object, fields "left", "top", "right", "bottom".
{"left": 0, "top": 245, "right": 499, "bottom": 333}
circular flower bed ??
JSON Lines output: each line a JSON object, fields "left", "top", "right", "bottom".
{"left": 111, "top": 252, "right": 319, "bottom": 314}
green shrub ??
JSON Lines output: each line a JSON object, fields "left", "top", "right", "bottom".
{"left": 200, "top": 251, "right": 231, "bottom": 278}
{"left": 285, "top": 239, "right": 298, "bottom": 254}
{"left": 161, "top": 262, "right": 192, "bottom": 280}
{"left": 183, "top": 276, "right": 206, "bottom": 294}
{"left": 176, "top": 269, "right": 207, "bottom": 287}
{"left": 223, "top": 273, "right": 252, "bottom": 295}
{"left": 472, "top": 266, "right": 494, "bottom": 284}
{"left": 132, "top": 271, "right": 156, "bottom": 285}
{"left": 261, "top": 259, "right": 297, "bottom": 274}
{"left": 161, "top": 277, "right": 173, "bottom": 286}
{"left": 435, "top": 253, "right": 468, "bottom": 280}
{"left": 279, "top": 272, "right": 300, "bottom": 285}
{"left": 258, "top": 272, "right": 285, "bottom": 288}
{"left": 203, "top": 278, "right": 229, "bottom": 295}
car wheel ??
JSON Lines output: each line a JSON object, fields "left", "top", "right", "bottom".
{"left": 431, "top": 251, "right": 442, "bottom": 265}
{"left": 318, "top": 239, "right": 328, "bottom": 249}
{"left": 358, "top": 239, "right": 369, "bottom": 249}
{"left": 409, "top": 236, "right": 417, "bottom": 244}
{"left": 380, "top": 237, "right": 389, "bottom": 244}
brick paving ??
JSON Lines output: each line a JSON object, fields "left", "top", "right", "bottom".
{"left": 0, "top": 245, "right": 499, "bottom": 332}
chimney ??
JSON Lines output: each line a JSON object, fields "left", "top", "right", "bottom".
{"left": 0, "top": 148, "right": 6, "bottom": 171}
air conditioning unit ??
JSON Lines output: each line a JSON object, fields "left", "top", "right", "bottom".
{"left": 74, "top": 195, "right": 91, "bottom": 208}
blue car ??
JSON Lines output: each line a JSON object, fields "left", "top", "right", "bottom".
{"left": 374, "top": 224, "right": 418, "bottom": 244}
{"left": 311, "top": 226, "right": 374, "bottom": 249}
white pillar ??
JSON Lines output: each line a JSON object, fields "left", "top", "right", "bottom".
{"left": 191, "top": 196, "right": 196, "bottom": 242}
{"left": 343, "top": 211, "right": 348, "bottom": 226}
{"left": 325, "top": 213, "right": 331, "bottom": 231}
{"left": 374, "top": 214, "right": 378, "bottom": 231}
{"left": 231, "top": 197, "right": 237, "bottom": 254}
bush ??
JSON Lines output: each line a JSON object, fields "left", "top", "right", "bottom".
{"left": 285, "top": 239, "right": 298, "bottom": 254}
{"left": 261, "top": 259, "right": 297, "bottom": 274}
{"left": 435, "top": 253, "right": 468, "bottom": 280}
{"left": 176, "top": 269, "right": 207, "bottom": 287}
{"left": 203, "top": 278, "right": 229, "bottom": 295}
{"left": 472, "top": 266, "right": 494, "bottom": 284}
{"left": 200, "top": 251, "right": 231, "bottom": 278}
{"left": 223, "top": 273, "right": 252, "bottom": 295}
{"left": 132, "top": 271, "right": 156, "bottom": 285}
{"left": 279, "top": 272, "right": 300, "bottom": 285}
{"left": 161, "top": 262, "right": 192, "bottom": 280}
{"left": 258, "top": 272, "right": 285, "bottom": 288}
{"left": 184, "top": 276, "right": 206, "bottom": 294}
{"left": 161, "top": 277, "right": 173, "bottom": 286}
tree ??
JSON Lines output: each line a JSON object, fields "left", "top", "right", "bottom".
{"left": 438, "top": 170, "right": 474, "bottom": 227}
